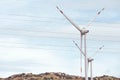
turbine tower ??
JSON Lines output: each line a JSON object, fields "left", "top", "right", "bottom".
{"left": 88, "top": 57, "right": 94, "bottom": 80}
{"left": 56, "top": 6, "right": 104, "bottom": 80}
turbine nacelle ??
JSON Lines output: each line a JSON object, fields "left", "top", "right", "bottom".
{"left": 81, "top": 28, "right": 89, "bottom": 35}
{"left": 88, "top": 58, "right": 94, "bottom": 62}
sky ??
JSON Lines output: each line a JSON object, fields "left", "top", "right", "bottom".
{"left": 0, "top": 0, "right": 120, "bottom": 78}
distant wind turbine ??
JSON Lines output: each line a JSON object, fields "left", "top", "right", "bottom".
{"left": 73, "top": 41, "right": 104, "bottom": 80}
{"left": 88, "top": 45, "right": 104, "bottom": 80}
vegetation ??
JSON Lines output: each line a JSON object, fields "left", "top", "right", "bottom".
{"left": 0, "top": 72, "right": 119, "bottom": 80}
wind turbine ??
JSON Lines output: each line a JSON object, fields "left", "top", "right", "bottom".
{"left": 57, "top": 6, "right": 89, "bottom": 80}
{"left": 88, "top": 45, "right": 104, "bottom": 80}
{"left": 56, "top": 6, "right": 104, "bottom": 80}
{"left": 73, "top": 41, "right": 104, "bottom": 80}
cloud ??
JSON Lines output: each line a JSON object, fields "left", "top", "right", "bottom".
{"left": 0, "top": 0, "right": 120, "bottom": 78}
{"left": 0, "top": 37, "right": 63, "bottom": 76}
{"left": 0, "top": 36, "right": 80, "bottom": 77}
{"left": 93, "top": 53, "right": 120, "bottom": 77}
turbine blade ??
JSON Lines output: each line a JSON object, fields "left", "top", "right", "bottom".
{"left": 73, "top": 40, "right": 85, "bottom": 56}
{"left": 86, "top": 8, "right": 105, "bottom": 27}
{"left": 99, "top": 45, "right": 104, "bottom": 50}
{"left": 56, "top": 6, "right": 82, "bottom": 32}
{"left": 91, "top": 45, "right": 104, "bottom": 58}
{"left": 98, "top": 8, "right": 105, "bottom": 15}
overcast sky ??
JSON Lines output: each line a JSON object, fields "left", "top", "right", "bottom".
{"left": 0, "top": 0, "right": 120, "bottom": 78}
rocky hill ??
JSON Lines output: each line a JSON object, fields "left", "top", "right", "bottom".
{"left": 0, "top": 72, "right": 119, "bottom": 80}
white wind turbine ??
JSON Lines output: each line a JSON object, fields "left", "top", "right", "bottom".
{"left": 56, "top": 6, "right": 104, "bottom": 80}
{"left": 88, "top": 45, "right": 104, "bottom": 80}
{"left": 73, "top": 41, "right": 104, "bottom": 80}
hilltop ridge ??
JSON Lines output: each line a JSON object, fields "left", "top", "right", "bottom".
{"left": 0, "top": 72, "right": 120, "bottom": 80}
